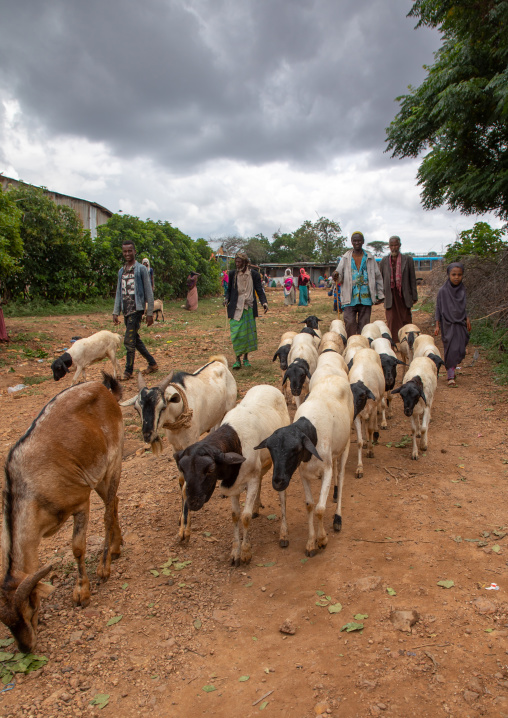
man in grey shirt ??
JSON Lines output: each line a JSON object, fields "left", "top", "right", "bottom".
{"left": 113, "top": 240, "right": 158, "bottom": 381}
{"left": 334, "top": 232, "right": 384, "bottom": 337}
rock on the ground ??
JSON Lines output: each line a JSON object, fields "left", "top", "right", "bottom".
{"left": 389, "top": 610, "right": 420, "bottom": 632}
{"left": 279, "top": 619, "right": 296, "bottom": 635}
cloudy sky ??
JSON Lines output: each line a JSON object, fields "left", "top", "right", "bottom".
{"left": 0, "top": 0, "right": 501, "bottom": 253}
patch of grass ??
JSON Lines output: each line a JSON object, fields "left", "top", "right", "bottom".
{"left": 22, "top": 347, "right": 49, "bottom": 359}
{"left": 470, "top": 320, "right": 508, "bottom": 385}
{"left": 22, "top": 375, "right": 49, "bottom": 386}
{"left": 4, "top": 298, "right": 115, "bottom": 318}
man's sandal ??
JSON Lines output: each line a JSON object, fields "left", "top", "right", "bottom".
{"left": 243, "top": 359, "right": 251, "bottom": 367}
{"left": 447, "top": 378, "right": 457, "bottom": 387}
{"left": 232, "top": 360, "right": 241, "bottom": 370}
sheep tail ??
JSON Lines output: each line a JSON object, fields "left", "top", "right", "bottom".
{"left": 102, "top": 371, "right": 123, "bottom": 402}
{"left": 209, "top": 354, "right": 228, "bottom": 368}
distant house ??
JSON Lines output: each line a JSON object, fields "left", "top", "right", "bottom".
{"left": 0, "top": 174, "right": 113, "bottom": 239}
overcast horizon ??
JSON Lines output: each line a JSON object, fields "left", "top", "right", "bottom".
{"left": 0, "top": 1, "right": 503, "bottom": 254}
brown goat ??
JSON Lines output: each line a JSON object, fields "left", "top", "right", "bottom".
{"left": 0, "top": 373, "right": 124, "bottom": 653}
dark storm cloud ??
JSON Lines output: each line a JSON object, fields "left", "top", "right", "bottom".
{"left": 0, "top": 0, "right": 439, "bottom": 171}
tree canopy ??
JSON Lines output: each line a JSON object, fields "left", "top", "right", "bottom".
{"left": 367, "top": 240, "right": 389, "bottom": 256}
{"left": 0, "top": 186, "right": 22, "bottom": 289}
{"left": 217, "top": 217, "right": 347, "bottom": 265}
{"left": 444, "top": 221, "right": 507, "bottom": 262}
{"left": 386, "top": 0, "right": 508, "bottom": 221}
{"left": 1, "top": 184, "right": 220, "bottom": 302}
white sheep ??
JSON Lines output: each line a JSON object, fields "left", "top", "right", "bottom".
{"left": 255, "top": 374, "right": 354, "bottom": 556}
{"left": 391, "top": 356, "right": 437, "bottom": 460}
{"left": 175, "top": 385, "right": 291, "bottom": 565}
{"left": 413, "top": 334, "right": 445, "bottom": 373}
{"left": 51, "top": 330, "right": 122, "bottom": 384}
{"left": 398, "top": 323, "right": 421, "bottom": 364}
{"left": 361, "top": 322, "right": 382, "bottom": 344}
{"left": 309, "top": 350, "right": 348, "bottom": 392}
{"left": 318, "top": 331, "right": 344, "bottom": 354}
{"left": 329, "top": 319, "right": 347, "bottom": 345}
{"left": 285, "top": 336, "right": 319, "bottom": 407}
{"left": 348, "top": 348, "right": 385, "bottom": 477}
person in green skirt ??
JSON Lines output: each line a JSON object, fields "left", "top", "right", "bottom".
{"left": 225, "top": 251, "right": 268, "bottom": 369}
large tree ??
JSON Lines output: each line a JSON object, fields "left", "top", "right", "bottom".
{"left": 0, "top": 186, "right": 22, "bottom": 294}
{"left": 386, "top": 0, "right": 508, "bottom": 221}
{"left": 367, "top": 240, "right": 389, "bottom": 257}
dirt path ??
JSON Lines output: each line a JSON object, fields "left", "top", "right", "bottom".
{"left": 0, "top": 292, "right": 507, "bottom": 718}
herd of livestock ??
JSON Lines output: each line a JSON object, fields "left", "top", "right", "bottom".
{"left": 0, "top": 315, "right": 445, "bottom": 654}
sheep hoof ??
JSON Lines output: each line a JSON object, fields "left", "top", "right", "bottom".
{"left": 416, "top": 433, "right": 421, "bottom": 439}
{"left": 381, "top": 425, "right": 388, "bottom": 430}
{"left": 411, "top": 454, "right": 419, "bottom": 461}
{"left": 355, "top": 469, "right": 363, "bottom": 478}
{"left": 333, "top": 514, "right": 342, "bottom": 532}
{"left": 279, "top": 539, "right": 289, "bottom": 548}
{"left": 305, "top": 549, "right": 316, "bottom": 558}
{"left": 366, "top": 450, "right": 374, "bottom": 458}
{"left": 333, "top": 486, "right": 338, "bottom": 501}
{"left": 421, "top": 444, "right": 427, "bottom": 452}
{"left": 111, "top": 552, "right": 121, "bottom": 561}
{"left": 252, "top": 512, "right": 260, "bottom": 519}
{"left": 231, "top": 557, "right": 241, "bottom": 567}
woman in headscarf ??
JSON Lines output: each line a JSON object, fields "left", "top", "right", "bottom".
{"left": 297, "top": 268, "right": 310, "bottom": 306}
{"left": 184, "top": 271, "right": 200, "bottom": 311}
{"left": 283, "top": 268, "right": 296, "bottom": 305}
{"left": 225, "top": 251, "right": 268, "bottom": 369}
{"left": 221, "top": 269, "right": 229, "bottom": 297}
{"left": 434, "top": 262, "right": 471, "bottom": 387}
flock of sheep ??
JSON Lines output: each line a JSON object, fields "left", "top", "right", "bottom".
{"left": 0, "top": 314, "right": 444, "bottom": 654}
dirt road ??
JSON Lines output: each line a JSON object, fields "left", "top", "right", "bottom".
{"left": 0, "top": 291, "right": 507, "bottom": 718}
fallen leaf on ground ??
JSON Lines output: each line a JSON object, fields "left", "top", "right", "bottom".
{"left": 437, "top": 580, "right": 454, "bottom": 589}
{"left": 106, "top": 615, "right": 122, "bottom": 626}
{"left": 340, "top": 622, "right": 364, "bottom": 633}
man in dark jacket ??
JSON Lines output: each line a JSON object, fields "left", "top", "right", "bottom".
{"left": 379, "top": 236, "right": 418, "bottom": 339}
{"left": 113, "top": 240, "right": 158, "bottom": 381}
{"left": 225, "top": 251, "right": 268, "bottom": 369}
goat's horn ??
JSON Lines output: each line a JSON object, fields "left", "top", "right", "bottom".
{"left": 14, "top": 563, "right": 53, "bottom": 607}
{"left": 158, "top": 371, "right": 174, "bottom": 393}
{"left": 168, "top": 382, "right": 189, "bottom": 414}
{"left": 137, "top": 372, "right": 147, "bottom": 391}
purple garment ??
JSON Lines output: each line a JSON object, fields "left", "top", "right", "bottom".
{"left": 435, "top": 266, "right": 469, "bottom": 370}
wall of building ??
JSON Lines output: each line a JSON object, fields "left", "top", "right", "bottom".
{"left": 0, "top": 175, "right": 112, "bottom": 238}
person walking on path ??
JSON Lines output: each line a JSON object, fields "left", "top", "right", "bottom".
{"left": 434, "top": 262, "right": 471, "bottom": 387}
{"left": 334, "top": 231, "right": 384, "bottom": 337}
{"left": 283, "top": 267, "right": 296, "bottom": 305}
{"left": 379, "top": 236, "right": 418, "bottom": 338}
{"left": 113, "top": 240, "right": 158, "bottom": 381}
{"left": 142, "top": 258, "right": 154, "bottom": 291}
{"left": 0, "top": 302, "right": 9, "bottom": 342}
{"left": 297, "top": 268, "right": 311, "bottom": 306}
{"left": 183, "top": 271, "right": 200, "bottom": 311}
{"left": 221, "top": 269, "right": 229, "bottom": 298}
{"left": 225, "top": 251, "right": 268, "bottom": 369}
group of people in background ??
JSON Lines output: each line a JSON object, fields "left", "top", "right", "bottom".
{"left": 0, "top": 233, "right": 470, "bottom": 391}
{"left": 333, "top": 230, "right": 470, "bottom": 387}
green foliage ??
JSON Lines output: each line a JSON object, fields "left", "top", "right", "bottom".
{"left": 445, "top": 222, "right": 507, "bottom": 262}
{"left": 470, "top": 319, "right": 508, "bottom": 385}
{"left": 5, "top": 185, "right": 97, "bottom": 302}
{"left": 96, "top": 214, "right": 220, "bottom": 299}
{"left": 386, "top": 0, "right": 508, "bottom": 220}
{"left": 0, "top": 186, "right": 23, "bottom": 290}
{"left": 367, "top": 241, "right": 388, "bottom": 257}
{"left": 2, "top": 185, "right": 220, "bottom": 303}
{"left": 215, "top": 217, "right": 346, "bottom": 265}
